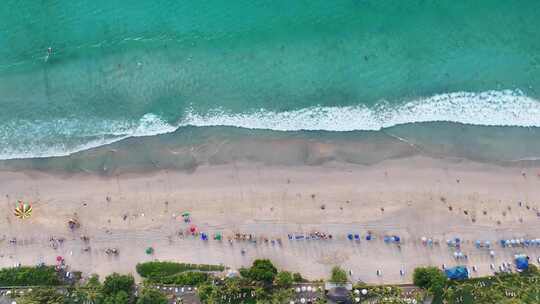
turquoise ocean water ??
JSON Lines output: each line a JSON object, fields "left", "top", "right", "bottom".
{"left": 1, "top": 0, "right": 540, "bottom": 159}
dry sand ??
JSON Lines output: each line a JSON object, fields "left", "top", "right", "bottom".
{"left": 1, "top": 156, "right": 540, "bottom": 283}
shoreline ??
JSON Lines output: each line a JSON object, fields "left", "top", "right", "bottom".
{"left": 1, "top": 155, "right": 539, "bottom": 283}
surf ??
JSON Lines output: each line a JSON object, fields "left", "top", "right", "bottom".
{"left": 1, "top": 89, "right": 539, "bottom": 160}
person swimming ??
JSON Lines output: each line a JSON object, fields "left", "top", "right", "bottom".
{"left": 45, "top": 47, "right": 53, "bottom": 62}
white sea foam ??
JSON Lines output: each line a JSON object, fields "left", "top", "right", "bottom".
{"left": 0, "top": 113, "right": 176, "bottom": 160}
{"left": 181, "top": 90, "right": 540, "bottom": 131}
{"left": 0, "top": 90, "right": 539, "bottom": 160}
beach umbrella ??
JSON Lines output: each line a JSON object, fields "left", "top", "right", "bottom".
{"left": 355, "top": 297, "right": 360, "bottom": 302}
{"left": 347, "top": 234, "right": 353, "bottom": 240}
{"left": 361, "top": 289, "right": 368, "bottom": 295}
{"left": 189, "top": 225, "right": 197, "bottom": 233}
{"left": 366, "top": 234, "right": 372, "bottom": 241}
{"left": 354, "top": 289, "right": 360, "bottom": 295}
{"left": 56, "top": 256, "right": 63, "bottom": 262}
{"left": 301, "top": 286, "right": 306, "bottom": 292}
{"left": 421, "top": 236, "right": 427, "bottom": 243}
{"left": 13, "top": 201, "right": 32, "bottom": 219}
{"left": 354, "top": 234, "right": 360, "bottom": 240}
{"left": 145, "top": 247, "right": 154, "bottom": 255}
{"left": 201, "top": 233, "right": 208, "bottom": 241}
{"left": 393, "top": 236, "right": 400, "bottom": 243}
{"left": 214, "top": 233, "right": 222, "bottom": 241}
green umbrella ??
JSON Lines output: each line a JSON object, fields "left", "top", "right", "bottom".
{"left": 145, "top": 247, "right": 154, "bottom": 255}
{"left": 214, "top": 233, "right": 222, "bottom": 241}
{"left": 182, "top": 212, "right": 190, "bottom": 217}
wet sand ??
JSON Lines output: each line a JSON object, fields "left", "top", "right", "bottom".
{"left": 1, "top": 155, "right": 540, "bottom": 283}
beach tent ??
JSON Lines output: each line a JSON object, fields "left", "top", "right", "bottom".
{"left": 445, "top": 266, "right": 469, "bottom": 280}
{"left": 13, "top": 201, "right": 32, "bottom": 219}
{"left": 515, "top": 256, "right": 529, "bottom": 272}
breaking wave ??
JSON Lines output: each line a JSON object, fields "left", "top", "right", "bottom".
{"left": 1, "top": 90, "right": 539, "bottom": 160}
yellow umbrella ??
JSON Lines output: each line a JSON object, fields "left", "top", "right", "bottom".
{"left": 14, "top": 201, "right": 32, "bottom": 219}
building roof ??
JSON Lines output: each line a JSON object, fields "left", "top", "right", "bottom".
{"left": 326, "top": 287, "right": 351, "bottom": 304}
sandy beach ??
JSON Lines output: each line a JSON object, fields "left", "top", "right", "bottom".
{"left": 1, "top": 155, "right": 539, "bottom": 284}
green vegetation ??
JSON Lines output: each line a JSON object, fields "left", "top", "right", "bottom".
{"left": 292, "top": 272, "right": 305, "bottom": 283}
{"left": 136, "top": 288, "right": 168, "bottom": 304}
{"left": 330, "top": 266, "right": 348, "bottom": 284}
{"left": 198, "top": 260, "right": 303, "bottom": 303}
{"left": 18, "top": 288, "right": 65, "bottom": 304}
{"left": 0, "top": 266, "right": 61, "bottom": 286}
{"left": 136, "top": 261, "right": 224, "bottom": 278}
{"left": 413, "top": 266, "right": 446, "bottom": 302}
{"left": 444, "top": 265, "right": 540, "bottom": 304}
{"left": 274, "top": 271, "right": 293, "bottom": 288}
{"left": 351, "top": 283, "right": 425, "bottom": 304}
{"left": 103, "top": 273, "right": 135, "bottom": 297}
{"left": 240, "top": 259, "right": 277, "bottom": 285}
{"left": 136, "top": 261, "right": 223, "bottom": 286}
{"left": 148, "top": 271, "right": 209, "bottom": 285}
{"left": 409, "top": 265, "right": 540, "bottom": 304}
{"left": 67, "top": 273, "right": 134, "bottom": 304}
{"left": 198, "top": 277, "right": 256, "bottom": 304}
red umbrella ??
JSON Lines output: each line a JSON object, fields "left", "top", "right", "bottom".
{"left": 56, "top": 256, "right": 63, "bottom": 262}
{"left": 189, "top": 225, "right": 197, "bottom": 233}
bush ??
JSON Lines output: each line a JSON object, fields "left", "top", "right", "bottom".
{"left": 275, "top": 271, "right": 293, "bottom": 288}
{"left": 292, "top": 272, "right": 305, "bottom": 283}
{"left": 412, "top": 267, "right": 446, "bottom": 290}
{"left": 136, "top": 261, "right": 224, "bottom": 278}
{"left": 242, "top": 260, "right": 277, "bottom": 285}
{"left": 136, "top": 288, "right": 168, "bottom": 304}
{"left": 103, "top": 273, "right": 135, "bottom": 296}
{"left": 330, "top": 266, "right": 348, "bottom": 283}
{"left": 0, "top": 266, "right": 60, "bottom": 286}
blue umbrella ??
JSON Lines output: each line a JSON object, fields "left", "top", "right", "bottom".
{"left": 347, "top": 234, "right": 353, "bottom": 240}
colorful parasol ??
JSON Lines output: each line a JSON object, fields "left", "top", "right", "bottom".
{"left": 14, "top": 201, "right": 32, "bottom": 219}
